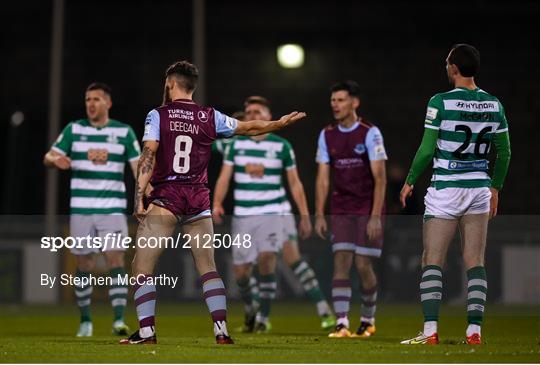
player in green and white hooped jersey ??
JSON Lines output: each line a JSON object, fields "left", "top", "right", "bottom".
{"left": 400, "top": 44, "right": 511, "bottom": 345}
{"left": 44, "top": 83, "right": 141, "bottom": 337}
{"left": 213, "top": 96, "right": 334, "bottom": 333}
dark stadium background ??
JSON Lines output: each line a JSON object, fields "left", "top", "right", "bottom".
{"left": 1, "top": 0, "right": 538, "bottom": 215}
{"left": 0, "top": 1, "right": 538, "bottom": 307}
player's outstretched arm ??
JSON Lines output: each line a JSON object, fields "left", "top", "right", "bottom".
{"left": 43, "top": 149, "right": 71, "bottom": 170}
{"left": 134, "top": 140, "right": 159, "bottom": 222}
{"left": 400, "top": 128, "right": 438, "bottom": 208}
{"left": 212, "top": 163, "right": 233, "bottom": 225}
{"left": 234, "top": 111, "right": 307, "bottom": 136}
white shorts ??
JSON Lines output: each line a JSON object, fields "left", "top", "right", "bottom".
{"left": 70, "top": 214, "right": 128, "bottom": 255}
{"left": 231, "top": 215, "right": 285, "bottom": 265}
{"left": 282, "top": 214, "right": 298, "bottom": 242}
{"left": 424, "top": 187, "right": 491, "bottom": 220}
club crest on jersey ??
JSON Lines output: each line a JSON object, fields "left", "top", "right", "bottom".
{"left": 353, "top": 143, "right": 366, "bottom": 155}
{"left": 107, "top": 134, "right": 118, "bottom": 143}
{"left": 265, "top": 149, "right": 277, "bottom": 159}
{"left": 198, "top": 110, "right": 208, "bottom": 123}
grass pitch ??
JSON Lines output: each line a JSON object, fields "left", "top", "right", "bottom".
{"left": 0, "top": 302, "right": 539, "bottom": 363}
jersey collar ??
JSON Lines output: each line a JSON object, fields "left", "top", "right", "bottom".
{"left": 86, "top": 118, "right": 110, "bottom": 130}
{"left": 172, "top": 98, "right": 195, "bottom": 104}
{"left": 456, "top": 86, "right": 480, "bottom": 92}
{"left": 337, "top": 120, "right": 360, "bottom": 133}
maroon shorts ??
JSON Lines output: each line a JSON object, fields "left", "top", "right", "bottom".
{"left": 330, "top": 214, "right": 384, "bottom": 257}
{"left": 146, "top": 183, "right": 211, "bottom": 224}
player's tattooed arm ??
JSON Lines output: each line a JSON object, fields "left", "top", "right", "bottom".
{"left": 235, "top": 111, "right": 307, "bottom": 136}
{"left": 134, "top": 141, "right": 159, "bottom": 221}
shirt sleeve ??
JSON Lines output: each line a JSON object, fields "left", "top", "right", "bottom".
{"left": 143, "top": 109, "right": 160, "bottom": 142}
{"left": 124, "top": 126, "right": 141, "bottom": 162}
{"left": 496, "top": 102, "right": 509, "bottom": 133}
{"left": 223, "top": 139, "right": 235, "bottom": 165}
{"left": 214, "top": 109, "right": 238, "bottom": 138}
{"left": 424, "top": 94, "right": 443, "bottom": 130}
{"left": 405, "top": 128, "right": 439, "bottom": 186}
{"left": 315, "top": 129, "right": 330, "bottom": 163}
{"left": 283, "top": 140, "right": 297, "bottom": 170}
{"left": 52, "top": 122, "right": 74, "bottom": 155}
{"left": 491, "top": 130, "right": 511, "bottom": 190}
{"left": 365, "top": 126, "right": 388, "bottom": 161}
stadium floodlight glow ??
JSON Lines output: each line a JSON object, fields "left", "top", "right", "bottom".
{"left": 277, "top": 44, "right": 304, "bottom": 68}
{"left": 10, "top": 111, "right": 25, "bottom": 127}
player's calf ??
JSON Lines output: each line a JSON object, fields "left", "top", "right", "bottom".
{"left": 465, "top": 266, "right": 487, "bottom": 345}
{"left": 120, "top": 275, "right": 157, "bottom": 344}
{"left": 201, "top": 271, "right": 234, "bottom": 344}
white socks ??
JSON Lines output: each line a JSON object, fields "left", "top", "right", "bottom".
{"left": 214, "top": 320, "right": 229, "bottom": 336}
{"left": 423, "top": 322, "right": 481, "bottom": 337}
{"left": 423, "top": 321, "right": 437, "bottom": 336}
{"left": 139, "top": 325, "right": 155, "bottom": 338}
{"left": 467, "top": 324, "right": 481, "bottom": 337}
{"left": 361, "top": 316, "right": 375, "bottom": 326}
{"left": 336, "top": 317, "right": 350, "bottom": 328}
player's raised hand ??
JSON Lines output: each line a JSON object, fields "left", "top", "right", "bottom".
{"left": 298, "top": 215, "right": 313, "bottom": 239}
{"left": 278, "top": 111, "right": 307, "bottom": 128}
{"left": 315, "top": 215, "right": 327, "bottom": 239}
{"left": 54, "top": 155, "right": 71, "bottom": 170}
{"left": 489, "top": 187, "right": 499, "bottom": 219}
{"left": 212, "top": 204, "right": 225, "bottom": 225}
{"left": 400, "top": 183, "right": 413, "bottom": 208}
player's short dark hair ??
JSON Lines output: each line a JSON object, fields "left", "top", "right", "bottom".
{"left": 86, "top": 82, "right": 112, "bottom": 97}
{"left": 165, "top": 60, "right": 199, "bottom": 92}
{"left": 448, "top": 44, "right": 480, "bottom": 77}
{"left": 244, "top": 95, "right": 271, "bottom": 110}
{"left": 330, "top": 80, "right": 361, "bottom": 98}
{"left": 232, "top": 110, "right": 246, "bottom": 121}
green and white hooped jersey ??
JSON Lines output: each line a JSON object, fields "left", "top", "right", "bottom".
{"left": 52, "top": 119, "right": 141, "bottom": 214}
{"left": 424, "top": 87, "right": 509, "bottom": 189}
{"left": 224, "top": 134, "right": 296, "bottom": 216}
{"left": 212, "top": 137, "right": 234, "bottom": 155}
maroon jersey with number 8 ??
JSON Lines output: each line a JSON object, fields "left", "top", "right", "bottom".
{"left": 151, "top": 99, "right": 217, "bottom": 185}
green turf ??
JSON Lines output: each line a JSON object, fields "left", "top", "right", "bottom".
{"left": 0, "top": 302, "right": 539, "bottom": 363}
